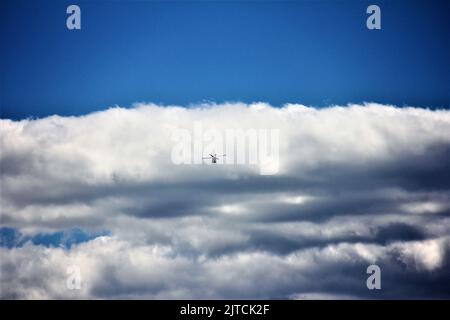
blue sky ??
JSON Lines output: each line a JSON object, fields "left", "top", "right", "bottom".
{"left": 1, "top": 0, "right": 449, "bottom": 119}
{"left": 0, "top": 227, "right": 109, "bottom": 249}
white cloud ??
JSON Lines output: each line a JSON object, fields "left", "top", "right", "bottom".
{"left": 1, "top": 102, "right": 449, "bottom": 299}
{"left": 2, "top": 235, "right": 448, "bottom": 299}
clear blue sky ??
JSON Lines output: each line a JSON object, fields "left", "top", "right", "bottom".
{"left": 1, "top": 0, "right": 449, "bottom": 119}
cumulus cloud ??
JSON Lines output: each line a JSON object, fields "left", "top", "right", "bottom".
{"left": 0, "top": 102, "right": 449, "bottom": 299}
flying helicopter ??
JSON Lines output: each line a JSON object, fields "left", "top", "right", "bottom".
{"left": 202, "top": 153, "right": 226, "bottom": 164}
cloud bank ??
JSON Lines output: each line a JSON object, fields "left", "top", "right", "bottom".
{"left": 1, "top": 102, "right": 449, "bottom": 299}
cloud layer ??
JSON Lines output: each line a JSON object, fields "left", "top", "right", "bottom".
{"left": 1, "top": 102, "right": 449, "bottom": 299}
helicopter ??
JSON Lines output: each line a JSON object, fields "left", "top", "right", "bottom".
{"left": 202, "top": 153, "right": 226, "bottom": 164}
